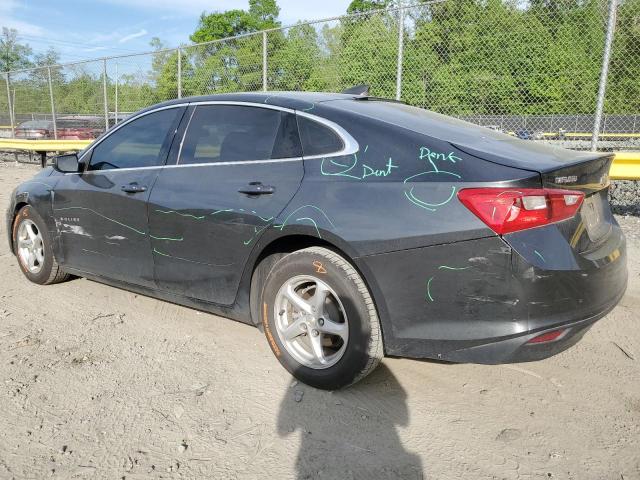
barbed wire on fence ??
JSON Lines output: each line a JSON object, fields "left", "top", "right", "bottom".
{"left": 1, "top": 0, "right": 639, "bottom": 151}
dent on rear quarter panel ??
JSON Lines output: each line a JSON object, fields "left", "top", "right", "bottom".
{"left": 360, "top": 237, "right": 520, "bottom": 348}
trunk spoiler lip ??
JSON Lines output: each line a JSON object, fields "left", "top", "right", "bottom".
{"left": 451, "top": 141, "right": 614, "bottom": 175}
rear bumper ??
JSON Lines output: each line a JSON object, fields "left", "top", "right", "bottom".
{"left": 358, "top": 228, "right": 628, "bottom": 364}
{"left": 403, "top": 284, "right": 624, "bottom": 363}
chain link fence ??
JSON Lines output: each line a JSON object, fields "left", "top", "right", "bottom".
{"left": 1, "top": 0, "right": 639, "bottom": 151}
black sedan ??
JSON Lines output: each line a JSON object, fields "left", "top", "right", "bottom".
{"left": 6, "top": 92, "right": 627, "bottom": 389}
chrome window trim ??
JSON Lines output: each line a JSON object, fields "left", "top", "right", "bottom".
{"left": 78, "top": 103, "right": 188, "bottom": 164}
{"left": 187, "top": 100, "right": 296, "bottom": 114}
{"left": 75, "top": 99, "right": 358, "bottom": 174}
{"left": 63, "top": 157, "right": 304, "bottom": 175}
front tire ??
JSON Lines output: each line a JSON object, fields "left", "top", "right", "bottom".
{"left": 260, "top": 247, "right": 383, "bottom": 390}
{"left": 13, "top": 205, "right": 69, "bottom": 285}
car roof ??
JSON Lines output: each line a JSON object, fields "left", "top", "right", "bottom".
{"left": 148, "top": 91, "right": 358, "bottom": 113}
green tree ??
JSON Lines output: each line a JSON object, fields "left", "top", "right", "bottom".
{"left": 190, "top": 0, "right": 281, "bottom": 43}
{"left": 347, "top": 0, "right": 392, "bottom": 14}
{"left": 28, "top": 47, "right": 63, "bottom": 84}
{"left": 271, "top": 23, "right": 323, "bottom": 90}
{"left": 33, "top": 47, "right": 60, "bottom": 67}
{"left": 0, "top": 27, "right": 32, "bottom": 72}
{"left": 400, "top": 0, "right": 606, "bottom": 116}
{"left": 606, "top": 0, "right": 640, "bottom": 113}
{"left": 188, "top": 0, "right": 281, "bottom": 94}
{"left": 337, "top": 13, "right": 398, "bottom": 97}
{"left": 248, "top": 0, "right": 280, "bottom": 25}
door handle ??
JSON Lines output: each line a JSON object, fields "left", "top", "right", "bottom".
{"left": 238, "top": 182, "right": 275, "bottom": 196}
{"left": 121, "top": 184, "right": 147, "bottom": 193}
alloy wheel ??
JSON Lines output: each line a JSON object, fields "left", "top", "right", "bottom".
{"left": 274, "top": 275, "right": 349, "bottom": 369}
{"left": 17, "top": 219, "right": 45, "bottom": 274}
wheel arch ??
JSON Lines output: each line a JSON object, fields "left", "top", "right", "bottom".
{"left": 8, "top": 201, "right": 30, "bottom": 252}
{"left": 245, "top": 233, "right": 391, "bottom": 355}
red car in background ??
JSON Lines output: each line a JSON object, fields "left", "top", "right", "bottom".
{"left": 14, "top": 120, "right": 55, "bottom": 139}
{"left": 57, "top": 116, "right": 104, "bottom": 140}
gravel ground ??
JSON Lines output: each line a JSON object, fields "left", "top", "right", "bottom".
{"left": 0, "top": 162, "right": 639, "bottom": 480}
{"left": 610, "top": 180, "right": 640, "bottom": 216}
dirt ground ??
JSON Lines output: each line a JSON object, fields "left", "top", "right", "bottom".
{"left": 0, "top": 162, "right": 638, "bottom": 480}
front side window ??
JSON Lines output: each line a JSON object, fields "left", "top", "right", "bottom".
{"left": 88, "top": 108, "right": 179, "bottom": 171}
{"left": 179, "top": 105, "right": 302, "bottom": 165}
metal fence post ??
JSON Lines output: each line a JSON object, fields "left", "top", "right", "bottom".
{"left": 395, "top": 4, "right": 405, "bottom": 101}
{"left": 591, "top": 0, "right": 618, "bottom": 151}
{"left": 115, "top": 62, "right": 119, "bottom": 124}
{"left": 102, "top": 59, "right": 109, "bottom": 131}
{"left": 47, "top": 66, "right": 57, "bottom": 139}
{"left": 11, "top": 88, "right": 15, "bottom": 129}
{"left": 5, "top": 73, "right": 14, "bottom": 138}
{"left": 177, "top": 47, "right": 182, "bottom": 99}
{"left": 262, "top": 31, "right": 268, "bottom": 92}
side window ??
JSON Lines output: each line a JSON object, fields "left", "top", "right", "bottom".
{"left": 88, "top": 108, "right": 179, "bottom": 171}
{"left": 179, "top": 105, "right": 302, "bottom": 165}
{"left": 297, "top": 116, "right": 344, "bottom": 157}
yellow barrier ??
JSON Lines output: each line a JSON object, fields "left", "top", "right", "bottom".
{"left": 610, "top": 152, "right": 640, "bottom": 180}
{"left": 0, "top": 138, "right": 91, "bottom": 151}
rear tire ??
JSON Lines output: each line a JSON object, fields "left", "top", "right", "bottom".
{"left": 13, "top": 205, "right": 69, "bottom": 285}
{"left": 260, "top": 246, "right": 383, "bottom": 390}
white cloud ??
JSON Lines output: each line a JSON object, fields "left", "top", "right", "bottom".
{"left": 100, "top": 0, "right": 242, "bottom": 14}
{"left": 0, "top": 1, "right": 45, "bottom": 37}
{"left": 82, "top": 46, "right": 109, "bottom": 52}
{"left": 118, "top": 29, "right": 148, "bottom": 43}
{"left": 1, "top": 18, "right": 45, "bottom": 37}
{"left": 100, "top": 0, "right": 349, "bottom": 19}
{"left": 88, "top": 31, "right": 125, "bottom": 44}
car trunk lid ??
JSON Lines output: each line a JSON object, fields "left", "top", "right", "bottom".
{"left": 454, "top": 140, "right": 615, "bottom": 252}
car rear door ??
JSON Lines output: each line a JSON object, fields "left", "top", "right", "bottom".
{"left": 52, "top": 106, "right": 184, "bottom": 286}
{"left": 147, "top": 103, "right": 304, "bottom": 305}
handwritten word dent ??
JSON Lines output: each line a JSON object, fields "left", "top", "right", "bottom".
{"left": 321, "top": 154, "right": 398, "bottom": 180}
{"left": 363, "top": 158, "right": 398, "bottom": 178}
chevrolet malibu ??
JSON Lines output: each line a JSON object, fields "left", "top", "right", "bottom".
{"left": 6, "top": 92, "right": 627, "bottom": 389}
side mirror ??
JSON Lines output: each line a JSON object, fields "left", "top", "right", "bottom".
{"left": 54, "top": 153, "right": 81, "bottom": 173}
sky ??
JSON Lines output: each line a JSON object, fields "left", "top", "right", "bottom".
{"left": 2, "top": 0, "right": 353, "bottom": 65}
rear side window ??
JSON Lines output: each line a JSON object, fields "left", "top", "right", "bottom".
{"left": 179, "top": 105, "right": 302, "bottom": 165}
{"left": 297, "top": 116, "right": 344, "bottom": 156}
{"left": 88, "top": 108, "right": 179, "bottom": 171}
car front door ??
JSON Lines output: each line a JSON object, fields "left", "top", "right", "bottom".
{"left": 147, "top": 103, "right": 304, "bottom": 305}
{"left": 52, "top": 106, "right": 184, "bottom": 286}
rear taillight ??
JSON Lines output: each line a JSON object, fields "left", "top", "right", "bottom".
{"left": 527, "top": 329, "right": 566, "bottom": 344}
{"left": 457, "top": 188, "right": 584, "bottom": 235}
